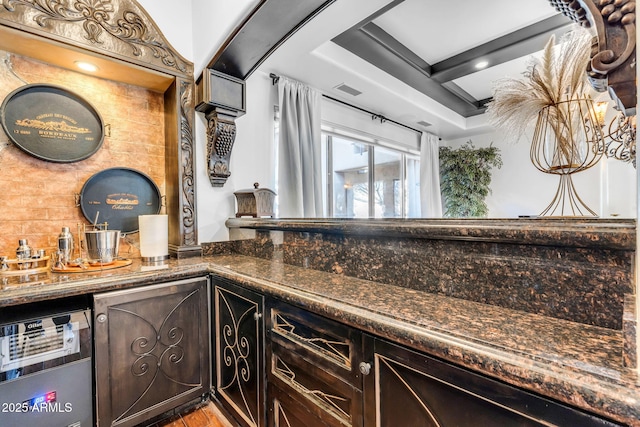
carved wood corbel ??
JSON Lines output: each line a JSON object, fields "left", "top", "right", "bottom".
{"left": 196, "top": 69, "right": 246, "bottom": 187}
{"left": 205, "top": 109, "right": 237, "bottom": 187}
{"left": 549, "top": 0, "right": 637, "bottom": 115}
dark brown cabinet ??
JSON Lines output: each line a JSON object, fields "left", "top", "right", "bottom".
{"left": 212, "top": 279, "right": 622, "bottom": 427}
{"left": 93, "top": 277, "right": 210, "bottom": 427}
{"left": 364, "top": 338, "right": 622, "bottom": 427}
{"left": 212, "top": 277, "right": 265, "bottom": 427}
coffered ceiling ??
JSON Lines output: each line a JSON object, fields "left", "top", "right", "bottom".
{"left": 259, "top": 0, "right": 576, "bottom": 139}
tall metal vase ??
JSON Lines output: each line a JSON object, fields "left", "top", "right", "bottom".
{"left": 530, "top": 97, "right": 605, "bottom": 216}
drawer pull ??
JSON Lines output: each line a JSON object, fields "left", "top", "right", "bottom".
{"left": 359, "top": 362, "right": 371, "bottom": 376}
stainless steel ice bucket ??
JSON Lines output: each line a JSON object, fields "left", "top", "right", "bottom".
{"left": 84, "top": 230, "right": 120, "bottom": 263}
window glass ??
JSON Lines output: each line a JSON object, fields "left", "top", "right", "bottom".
{"left": 373, "top": 146, "right": 402, "bottom": 217}
{"left": 332, "top": 137, "right": 370, "bottom": 218}
{"left": 321, "top": 131, "right": 421, "bottom": 218}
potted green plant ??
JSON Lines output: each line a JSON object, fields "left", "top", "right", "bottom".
{"left": 439, "top": 140, "right": 502, "bottom": 217}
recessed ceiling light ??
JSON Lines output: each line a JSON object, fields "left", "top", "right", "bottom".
{"left": 474, "top": 60, "right": 489, "bottom": 70}
{"left": 75, "top": 61, "right": 98, "bottom": 72}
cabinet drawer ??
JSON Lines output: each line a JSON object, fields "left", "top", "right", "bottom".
{"left": 270, "top": 339, "right": 363, "bottom": 427}
{"left": 268, "top": 299, "right": 361, "bottom": 385}
{"left": 269, "top": 381, "right": 353, "bottom": 427}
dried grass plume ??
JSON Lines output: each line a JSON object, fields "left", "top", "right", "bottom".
{"left": 485, "top": 27, "right": 593, "bottom": 140}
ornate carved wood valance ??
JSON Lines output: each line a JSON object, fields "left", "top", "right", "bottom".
{"left": 0, "top": 0, "right": 200, "bottom": 257}
{"left": 549, "top": 0, "right": 637, "bottom": 116}
{"left": 0, "top": 0, "right": 192, "bottom": 77}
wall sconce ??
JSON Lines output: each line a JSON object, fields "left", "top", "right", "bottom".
{"left": 593, "top": 99, "right": 636, "bottom": 167}
{"left": 593, "top": 101, "right": 608, "bottom": 127}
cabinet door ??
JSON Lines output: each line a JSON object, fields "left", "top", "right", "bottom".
{"left": 213, "top": 278, "right": 265, "bottom": 427}
{"left": 94, "top": 277, "right": 210, "bottom": 427}
{"left": 364, "top": 338, "right": 622, "bottom": 427}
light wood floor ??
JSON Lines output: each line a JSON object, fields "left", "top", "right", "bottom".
{"left": 153, "top": 402, "right": 234, "bottom": 427}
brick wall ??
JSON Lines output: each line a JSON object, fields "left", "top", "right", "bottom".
{"left": 0, "top": 52, "right": 165, "bottom": 260}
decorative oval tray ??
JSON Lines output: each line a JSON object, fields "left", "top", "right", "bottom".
{"left": 51, "top": 258, "right": 132, "bottom": 273}
{"left": 0, "top": 256, "right": 50, "bottom": 276}
{"left": 79, "top": 167, "right": 162, "bottom": 233}
{"left": 0, "top": 84, "right": 104, "bottom": 162}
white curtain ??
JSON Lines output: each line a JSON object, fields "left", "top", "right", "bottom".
{"left": 277, "top": 76, "right": 323, "bottom": 217}
{"left": 406, "top": 157, "right": 421, "bottom": 218}
{"left": 420, "top": 132, "right": 443, "bottom": 217}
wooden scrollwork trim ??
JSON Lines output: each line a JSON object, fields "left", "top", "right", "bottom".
{"left": 179, "top": 78, "right": 197, "bottom": 247}
{"left": 549, "top": 0, "right": 636, "bottom": 114}
{"left": 0, "top": 0, "right": 192, "bottom": 77}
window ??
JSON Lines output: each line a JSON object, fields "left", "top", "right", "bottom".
{"left": 323, "top": 133, "right": 420, "bottom": 218}
{"left": 274, "top": 105, "right": 421, "bottom": 218}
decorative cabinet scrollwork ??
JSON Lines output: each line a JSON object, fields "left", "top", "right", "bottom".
{"left": 93, "top": 277, "right": 210, "bottom": 427}
{"left": 271, "top": 351, "right": 354, "bottom": 425}
{"left": 272, "top": 310, "right": 352, "bottom": 369}
{"left": 213, "top": 278, "right": 265, "bottom": 427}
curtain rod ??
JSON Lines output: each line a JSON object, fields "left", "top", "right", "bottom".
{"left": 269, "top": 73, "right": 423, "bottom": 135}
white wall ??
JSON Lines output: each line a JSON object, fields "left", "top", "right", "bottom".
{"left": 138, "top": 0, "right": 259, "bottom": 75}
{"left": 138, "top": 0, "right": 273, "bottom": 242}
{"left": 196, "top": 71, "right": 277, "bottom": 242}
{"left": 444, "top": 128, "right": 637, "bottom": 218}
{"left": 191, "top": 0, "right": 260, "bottom": 75}
{"left": 137, "top": 0, "right": 194, "bottom": 62}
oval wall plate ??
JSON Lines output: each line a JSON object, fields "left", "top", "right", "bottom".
{"left": 79, "top": 168, "right": 162, "bottom": 233}
{"left": 0, "top": 83, "right": 104, "bottom": 162}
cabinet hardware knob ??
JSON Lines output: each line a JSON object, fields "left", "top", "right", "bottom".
{"left": 97, "top": 313, "right": 107, "bottom": 323}
{"left": 359, "top": 361, "right": 372, "bottom": 375}
{"left": 254, "top": 312, "right": 263, "bottom": 321}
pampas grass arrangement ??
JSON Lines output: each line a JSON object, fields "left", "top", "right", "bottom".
{"left": 487, "top": 27, "right": 605, "bottom": 216}
{"left": 485, "top": 27, "right": 593, "bottom": 141}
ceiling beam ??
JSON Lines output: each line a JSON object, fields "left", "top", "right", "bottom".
{"left": 332, "top": 9, "right": 573, "bottom": 118}
{"left": 333, "top": 26, "right": 482, "bottom": 117}
{"left": 360, "top": 22, "right": 432, "bottom": 77}
{"left": 431, "top": 14, "right": 573, "bottom": 83}
{"left": 208, "top": 0, "right": 336, "bottom": 80}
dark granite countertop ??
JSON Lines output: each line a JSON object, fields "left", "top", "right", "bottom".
{"left": 1, "top": 254, "right": 638, "bottom": 425}
{"left": 226, "top": 217, "right": 636, "bottom": 250}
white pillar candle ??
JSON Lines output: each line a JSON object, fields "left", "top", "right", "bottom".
{"left": 138, "top": 214, "right": 169, "bottom": 261}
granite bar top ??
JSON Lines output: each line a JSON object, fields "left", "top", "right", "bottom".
{"left": 226, "top": 217, "right": 636, "bottom": 250}
{"left": 0, "top": 257, "right": 211, "bottom": 308}
{"left": 1, "top": 255, "right": 638, "bottom": 425}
